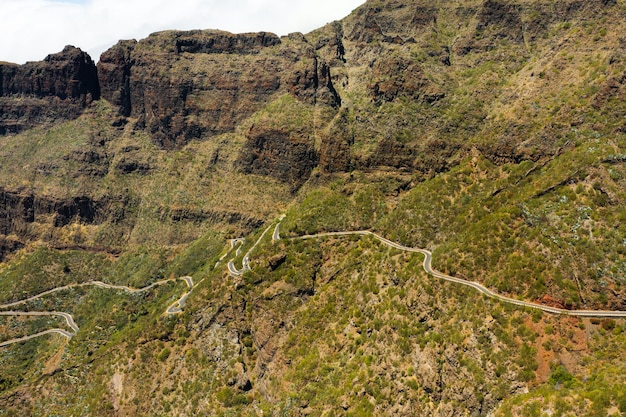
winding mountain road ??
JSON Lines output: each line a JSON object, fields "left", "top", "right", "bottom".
{"left": 0, "top": 311, "right": 79, "bottom": 332}
{"left": 272, "top": 219, "right": 283, "bottom": 241}
{"left": 0, "top": 329, "right": 74, "bottom": 347}
{"left": 215, "top": 239, "right": 244, "bottom": 268}
{"left": 293, "top": 229, "right": 626, "bottom": 318}
{"left": 226, "top": 215, "right": 626, "bottom": 317}
{"left": 228, "top": 220, "right": 280, "bottom": 277}
{"left": 4, "top": 213, "right": 624, "bottom": 349}
{"left": 0, "top": 276, "right": 194, "bottom": 347}
{"left": 165, "top": 276, "right": 195, "bottom": 314}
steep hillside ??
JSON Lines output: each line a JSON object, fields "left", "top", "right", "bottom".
{"left": 1, "top": 0, "right": 626, "bottom": 415}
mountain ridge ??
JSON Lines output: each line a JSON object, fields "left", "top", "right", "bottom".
{"left": 1, "top": 0, "right": 626, "bottom": 415}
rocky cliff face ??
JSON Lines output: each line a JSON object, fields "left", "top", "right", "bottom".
{"left": 237, "top": 125, "right": 319, "bottom": 190}
{"left": 0, "top": 46, "right": 99, "bottom": 134}
{"left": 0, "top": 187, "right": 122, "bottom": 260}
{"left": 98, "top": 30, "right": 340, "bottom": 150}
{"left": 1, "top": 0, "right": 622, "bottom": 177}
{"left": 0, "top": 0, "right": 623, "bottom": 255}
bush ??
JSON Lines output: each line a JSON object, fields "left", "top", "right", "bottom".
{"left": 216, "top": 387, "right": 250, "bottom": 407}
{"left": 157, "top": 348, "right": 171, "bottom": 362}
{"left": 548, "top": 365, "right": 574, "bottom": 387}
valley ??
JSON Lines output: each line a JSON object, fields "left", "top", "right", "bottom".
{"left": 1, "top": 0, "right": 626, "bottom": 415}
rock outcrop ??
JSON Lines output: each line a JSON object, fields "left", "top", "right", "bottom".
{"left": 236, "top": 125, "right": 319, "bottom": 190}
{"left": 0, "top": 46, "right": 100, "bottom": 134}
{"left": 369, "top": 55, "right": 445, "bottom": 105}
{"left": 3, "top": 1, "right": 626, "bottom": 416}
{"left": 319, "top": 109, "right": 354, "bottom": 173}
{"left": 98, "top": 30, "right": 340, "bottom": 150}
{"left": 0, "top": 188, "right": 118, "bottom": 260}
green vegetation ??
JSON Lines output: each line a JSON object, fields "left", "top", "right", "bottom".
{"left": 0, "top": 248, "right": 111, "bottom": 303}
{"left": 373, "top": 142, "right": 626, "bottom": 308}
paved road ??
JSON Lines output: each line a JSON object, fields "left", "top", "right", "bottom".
{"left": 293, "top": 229, "right": 626, "bottom": 318}
{"left": 166, "top": 276, "right": 194, "bottom": 314}
{"left": 1, "top": 283, "right": 82, "bottom": 309}
{"left": 227, "top": 259, "right": 242, "bottom": 276}
{"left": 226, "top": 218, "right": 626, "bottom": 318}
{"left": 0, "top": 310, "right": 79, "bottom": 333}
{"left": 272, "top": 215, "right": 285, "bottom": 241}
{"left": 0, "top": 311, "right": 79, "bottom": 345}
{"left": 0, "top": 276, "right": 195, "bottom": 347}
{"left": 6, "top": 212, "right": 623, "bottom": 349}
{"left": 1, "top": 278, "right": 189, "bottom": 309}
{"left": 0, "top": 329, "right": 74, "bottom": 347}
{"left": 215, "top": 239, "right": 244, "bottom": 268}
{"left": 228, "top": 222, "right": 277, "bottom": 277}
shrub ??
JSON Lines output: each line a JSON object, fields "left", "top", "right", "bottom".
{"left": 548, "top": 365, "right": 574, "bottom": 387}
{"left": 157, "top": 348, "right": 171, "bottom": 362}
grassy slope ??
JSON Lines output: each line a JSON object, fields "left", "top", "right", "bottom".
{"left": 2, "top": 217, "right": 623, "bottom": 416}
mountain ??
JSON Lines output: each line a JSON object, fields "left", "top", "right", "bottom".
{"left": 1, "top": 0, "right": 626, "bottom": 415}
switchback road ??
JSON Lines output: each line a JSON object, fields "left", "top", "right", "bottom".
{"left": 0, "top": 276, "right": 194, "bottom": 347}
{"left": 166, "top": 276, "right": 195, "bottom": 314}
{"left": 228, "top": 220, "right": 279, "bottom": 277}
{"left": 228, "top": 217, "right": 626, "bottom": 317}
{"left": 4, "top": 214, "right": 624, "bottom": 349}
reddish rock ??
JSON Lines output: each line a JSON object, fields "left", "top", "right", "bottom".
{"left": 537, "top": 294, "right": 567, "bottom": 309}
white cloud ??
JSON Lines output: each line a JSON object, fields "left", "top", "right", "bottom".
{"left": 0, "top": 0, "right": 364, "bottom": 64}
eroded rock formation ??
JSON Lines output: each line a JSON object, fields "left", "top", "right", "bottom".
{"left": 98, "top": 30, "right": 340, "bottom": 150}
{"left": 0, "top": 46, "right": 99, "bottom": 134}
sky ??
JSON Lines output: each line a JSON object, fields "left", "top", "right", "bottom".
{"left": 0, "top": 0, "right": 365, "bottom": 64}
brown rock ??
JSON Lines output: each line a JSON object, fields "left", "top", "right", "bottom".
{"left": 97, "top": 30, "right": 340, "bottom": 150}
{"left": 0, "top": 187, "right": 135, "bottom": 257}
{"left": 319, "top": 109, "right": 354, "bottom": 173}
{"left": 236, "top": 125, "right": 319, "bottom": 190}
{"left": 268, "top": 253, "right": 287, "bottom": 271}
{"left": 0, "top": 235, "right": 24, "bottom": 261}
{"left": 0, "top": 45, "right": 99, "bottom": 100}
{"left": 454, "top": 0, "right": 524, "bottom": 55}
{"left": 369, "top": 55, "right": 444, "bottom": 104}
{"left": 97, "top": 40, "right": 136, "bottom": 116}
{"left": 347, "top": 1, "right": 434, "bottom": 45}
{"left": 313, "top": 21, "right": 347, "bottom": 66}
{"left": 366, "top": 137, "right": 418, "bottom": 170}
{"left": 0, "top": 46, "right": 100, "bottom": 134}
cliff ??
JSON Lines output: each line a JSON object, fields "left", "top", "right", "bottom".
{"left": 97, "top": 30, "right": 340, "bottom": 150}
{"left": 0, "top": 46, "right": 99, "bottom": 134}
